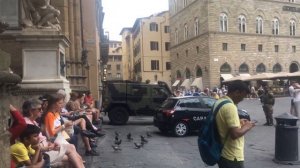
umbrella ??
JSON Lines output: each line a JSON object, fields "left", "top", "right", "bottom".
{"left": 247, "top": 73, "right": 276, "bottom": 81}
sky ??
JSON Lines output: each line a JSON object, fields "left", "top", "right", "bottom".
{"left": 102, "top": 0, "right": 169, "bottom": 41}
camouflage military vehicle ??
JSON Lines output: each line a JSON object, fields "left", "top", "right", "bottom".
{"left": 102, "top": 80, "right": 173, "bottom": 125}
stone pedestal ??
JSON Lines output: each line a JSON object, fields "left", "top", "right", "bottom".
{"left": 17, "top": 30, "right": 71, "bottom": 93}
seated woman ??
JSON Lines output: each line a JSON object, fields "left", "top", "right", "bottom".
{"left": 42, "top": 93, "right": 99, "bottom": 156}
{"left": 22, "top": 98, "right": 85, "bottom": 167}
{"left": 84, "top": 91, "right": 102, "bottom": 124}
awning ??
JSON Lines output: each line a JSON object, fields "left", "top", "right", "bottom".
{"left": 239, "top": 73, "right": 251, "bottom": 77}
{"left": 172, "top": 80, "right": 180, "bottom": 87}
{"left": 191, "top": 77, "right": 203, "bottom": 90}
{"left": 220, "top": 74, "right": 234, "bottom": 80}
{"left": 180, "top": 79, "right": 191, "bottom": 89}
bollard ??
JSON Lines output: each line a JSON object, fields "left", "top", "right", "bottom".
{"left": 273, "top": 112, "right": 300, "bottom": 165}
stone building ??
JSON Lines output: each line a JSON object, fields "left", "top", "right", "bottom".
{"left": 168, "top": 0, "right": 300, "bottom": 89}
{"left": 105, "top": 41, "right": 123, "bottom": 80}
{"left": 120, "top": 28, "right": 134, "bottom": 80}
{"left": 120, "top": 11, "right": 171, "bottom": 86}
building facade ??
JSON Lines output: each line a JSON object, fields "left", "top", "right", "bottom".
{"left": 169, "top": 0, "right": 300, "bottom": 89}
{"left": 121, "top": 11, "right": 171, "bottom": 85}
{"left": 106, "top": 41, "right": 123, "bottom": 80}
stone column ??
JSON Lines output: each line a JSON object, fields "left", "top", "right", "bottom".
{"left": 0, "top": 50, "right": 21, "bottom": 168}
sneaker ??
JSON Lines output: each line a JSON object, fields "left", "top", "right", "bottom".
{"left": 263, "top": 123, "right": 269, "bottom": 126}
{"left": 81, "top": 130, "right": 97, "bottom": 138}
{"left": 95, "top": 131, "right": 106, "bottom": 137}
{"left": 85, "top": 149, "right": 99, "bottom": 156}
{"left": 90, "top": 141, "right": 98, "bottom": 148}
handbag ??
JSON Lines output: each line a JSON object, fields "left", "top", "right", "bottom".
{"left": 54, "top": 131, "right": 70, "bottom": 145}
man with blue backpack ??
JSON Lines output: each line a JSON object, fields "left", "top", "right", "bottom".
{"left": 198, "top": 80, "right": 255, "bottom": 168}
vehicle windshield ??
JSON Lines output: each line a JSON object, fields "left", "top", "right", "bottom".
{"left": 161, "top": 98, "right": 178, "bottom": 108}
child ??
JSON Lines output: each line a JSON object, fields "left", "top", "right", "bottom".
{"left": 10, "top": 124, "right": 45, "bottom": 168}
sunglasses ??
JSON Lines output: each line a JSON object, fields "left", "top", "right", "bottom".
{"left": 32, "top": 108, "right": 42, "bottom": 111}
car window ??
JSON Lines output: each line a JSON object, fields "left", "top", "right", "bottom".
{"left": 201, "top": 97, "right": 216, "bottom": 108}
{"left": 179, "top": 98, "right": 202, "bottom": 108}
{"left": 161, "top": 99, "right": 178, "bottom": 108}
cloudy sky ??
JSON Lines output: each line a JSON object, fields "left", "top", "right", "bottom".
{"left": 102, "top": 0, "right": 169, "bottom": 41}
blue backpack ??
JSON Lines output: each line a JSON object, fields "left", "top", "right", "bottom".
{"left": 198, "top": 100, "right": 230, "bottom": 166}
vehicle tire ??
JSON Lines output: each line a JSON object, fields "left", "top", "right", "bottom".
{"left": 173, "top": 121, "right": 189, "bottom": 137}
{"left": 108, "top": 107, "right": 129, "bottom": 125}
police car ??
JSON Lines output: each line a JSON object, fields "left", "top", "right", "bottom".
{"left": 153, "top": 96, "right": 250, "bottom": 137}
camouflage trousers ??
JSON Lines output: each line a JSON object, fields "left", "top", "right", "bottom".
{"left": 263, "top": 104, "right": 273, "bottom": 125}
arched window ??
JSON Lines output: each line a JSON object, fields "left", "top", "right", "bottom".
{"left": 184, "top": 23, "right": 189, "bottom": 40}
{"left": 239, "top": 63, "right": 249, "bottom": 73}
{"left": 238, "top": 15, "right": 246, "bottom": 33}
{"left": 273, "top": 63, "right": 282, "bottom": 73}
{"left": 194, "top": 18, "right": 199, "bottom": 36}
{"left": 220, "top": 13, "right": 228, "bottom": 32}
{"left": 196, "top": 66, "right": 203, "bottom": 77}
{"left": 256, "top": 16, "right": 263, "bottom": 34}
{"left": 185, "top": 68, "right": 191, "bottom": 78}
{"left": 220, "top": 63, "right": 232, "bottom": 73}
{"left": 290, "top": 19, "right": 296, "bottom": 36}
{"left": 272, "top": 18, "right": 279, "bottom": 35}
{"left": 176, "top": 70, "right": 182, "bottom": 78}
{"left": 256, "top": 63, "right": 266, "bottom": 73}
{"left": 175, "top": 28, "right": 178, "bottom": 44}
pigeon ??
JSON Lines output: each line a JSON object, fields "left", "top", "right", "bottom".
{"left": 112, "top": 145, "right": 122, "bottom": 151}
{"left": 146, "top": 132, "right": 152, "bottom": 138}
{"left": 127, "top": 133, "right": 133, "bottom": 141}
{"left": 115, "top": 131, "right": 120, "bottom": 137}
{"left": 140, "top": 135, "right": 148, "bottom": 143}
{"left": 114, "top": 139, "right": 122, "bottom": 146}
{"left": 134, "top": 142, "right": 143, "bottom": 149}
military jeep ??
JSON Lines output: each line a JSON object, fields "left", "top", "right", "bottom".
{"left": 102, "top": 80, "right": 173, "bottom": 125}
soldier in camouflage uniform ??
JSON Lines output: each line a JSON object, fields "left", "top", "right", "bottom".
{"left": 261, "top": 86, "right": 275, "bottom": 126}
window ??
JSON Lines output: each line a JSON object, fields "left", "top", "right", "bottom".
{"left": 151, "top": 60, "right": 159, "bottom": 70}
{"left": 183, "top": 0, "right": 187, "bottom": 7}
{"left": 289, "top": 0, "right": 295, "bottom": 2}
{"left": 185, "top": 50, "right": 188, "bottom": 57}
{"left": 184, "top": 23, "right": 189, "bottom": 40}
{"left": 164, "top": 26, "right": 170, "bottom": 33}
{"left": 108, "top": 56, "right": 113, "bottom": 62}
{"left": 290, "top": 19, "right": 296, "bottom": 36}
{"left": 175, "top": 28, "right": 178, "bottom": 44}
{"left": 165, "top": 42, "right": 170, "bottom": 51}
{"left": 150, "top": 41, "right": 159, "bottom": 50}
{"left": 196, "top": 46, "right": 199, "bottom": 54}
{"left": 107, "top": 73, "right": 112, "bottom": 78}
{"left": 241, "top": 44, "right": 246, "bottom": 51}
{"left": 220, "top": 13, "right": 228, "bottom": 32}
{"left": 222, "top": 43, "right": 228, "bottom": 51}
{"left": 194, "top": 18, "right": 199, "bottom": 36}
{"left": 116, "top": 64, "right": 120, "bottom": 71}
{"left": 166, "top": 62, "right": 171, "bottom": 70}
{"left": 238, "top": 15, "right": 246, "bottom": 33}
{"left": 196, "top": 67, "right": 202, "bottom": 77}
{"left": 258, "top": 44, "right": 263, "bottom": 52}
{"left": 275, "top": 45, "right": 279, "bottom": 52}
{"left": 220, "top": 63, "right": 231, "bottom": 73}
{"left": 272, "top": 18, "right": 279, "bottom": 35}
{"left": 116, "top": 73, "right": 121, "bottom": 79}
{"left": 292, "top": 45, "right": 296, "bottom": 53}
{"left": 185, "top": 68, "right": 191, "bottom": 78}
{"left": 114, "top": 56, "right": 122, "bottom": 61}
{"left": 256, "top": 16, "right": 263, "bottom": 34}
{"left": 150, "top": 22, "right": 158, "bottom": 31}
{"left": 107, "top": 64, "right": 111, "bottom": 70}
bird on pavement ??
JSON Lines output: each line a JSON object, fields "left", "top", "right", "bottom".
{"left": 140, "top": 135, "right": 148, "bottom": 143}
{"left": 134, "top": 142, "right": 143, "bottom": 149}
{"left": 112, "top": 145, "right": 122, "bottom": 151}
{"left": 127, "top": 133, "right": 133, "bottom": 141}
{"left": 114, "top": 139, "right": 122, "bottom": 146}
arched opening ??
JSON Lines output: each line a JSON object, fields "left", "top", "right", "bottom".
{"left": 196, "top": 66, "right": 203, "bottom": 77}
{"left": 220, "top": 62, "right": 232, "bottom": 73}
{"left": 176, "top": 70, "right": 182, "bottom": 79}
{"left": 239, "top": 63, "right": 249, "bottom": 73}
{"left": 290, "top": 63, "right": 299, "bottom": 72}
{"left": 256, "top": 63, "right": 266, "bottom": 73}
{"left": 185, "top": 68, "right": 191, "bottom": 78}
{"left": 273, "top": 63, "right": 282, "bottom": 73}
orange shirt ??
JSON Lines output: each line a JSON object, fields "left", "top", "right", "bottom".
{"left": 44, "top": 111, "right": 61, "bottom": 138}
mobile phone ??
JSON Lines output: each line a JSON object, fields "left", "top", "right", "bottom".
{"left": 251, "top": 119, "right": 258, "bottom": 123}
